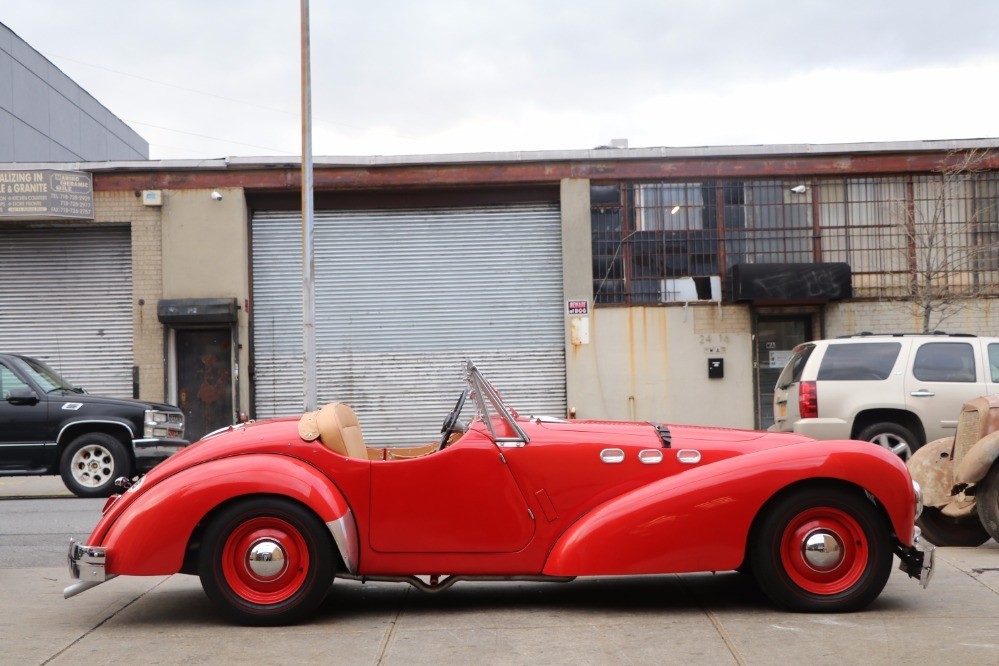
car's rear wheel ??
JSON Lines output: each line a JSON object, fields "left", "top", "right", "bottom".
{"left": 60, "top": 433, "right": 130, "bottom": 498}
{"left": 857, "top": 422, "right": 920, "bottom": 461}
{"left": 751, "top": 487, "right": 893, "bottom": 612}
{"left": 976, "top": 465, "right": 999, "bottom": 543}
{"left": 198, "top": 497, "right": 335, "bottom": 626}
{"left": 916, "top": 506, "right": 990, "bottom": 547}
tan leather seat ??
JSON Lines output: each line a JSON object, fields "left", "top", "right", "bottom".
{"left": 298, "top": 402, "right": 369, "bottom": 459}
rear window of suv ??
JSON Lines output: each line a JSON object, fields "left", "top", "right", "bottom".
{"left": 816, "top": 342, "right": 901, "bottom": 381}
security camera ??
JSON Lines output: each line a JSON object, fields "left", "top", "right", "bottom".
{"left": 211, "top": 190, "right": 223, "bottom": 201}
{"left": 790, "top": 185, "right": 808, "bottom": 194}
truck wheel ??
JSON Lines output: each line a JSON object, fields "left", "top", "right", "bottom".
{"left": 857, "top": 422, "right": 920, "bottom": 461}
{"left": 60, "top": 433, "right": 131, "bottom": 498}
{"left": 198, "top": 497, "right": 335, "bottom": 626}
{"left": 977, "top": 465, "right": 999, "bottom": 543}
{"left": 750, "top": 486, "right": 893, "bottom": 612}
{"left": 916, "top": 506, "right": 989, "bottom": 547}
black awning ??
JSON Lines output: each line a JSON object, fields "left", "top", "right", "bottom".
{"left": 731, "top": 263, "right": 852, "bottom": 303}
{"left": 157, "top": 298, "right": 238, "bottom": 325}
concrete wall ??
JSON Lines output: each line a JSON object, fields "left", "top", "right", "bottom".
{"left": 0, "top": 23, "right": 148, "bottom": 161}
{"left": 160, "top": 188, "right": 250, "bottom": 415}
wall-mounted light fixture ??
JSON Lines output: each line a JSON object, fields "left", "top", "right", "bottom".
{"left": 670, "top": 205, "right": 681, "bottom": 214}
{"left": 211, "top": 190, "right": 223, "bottom": 201}
{"left": 789, "top": 184, "right": 809, "bottom": 194}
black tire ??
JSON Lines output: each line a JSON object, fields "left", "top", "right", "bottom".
{"left": 977, "top": 465, "right": 999, "bottom": 543}
{"left": 857, "top": 422, "right": 921, "bottom": 461}
{"left": 198, "top": 497, "right": 335, "bottom": 626}
{"left": 916, "top": 506, "right": 990, "bottom": 547}
{"left": 59, "top": 433, "right": 131, "bottom": 498}
{"left": 750, "top": 486, "right": 893, "bottom": 612}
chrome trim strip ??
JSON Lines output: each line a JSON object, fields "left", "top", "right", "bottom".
{"left": 326, "top": 510, "right": 359, "bottom": 575}
{"left": 0, "top": 442, "right": 56, "bottom": 447}
{"left": 58, "top": 419, "right": 134, "bottom": 442}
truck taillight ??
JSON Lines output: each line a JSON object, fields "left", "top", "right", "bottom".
{"left": 799, "top": 380, "right": 818, "bottom": 419}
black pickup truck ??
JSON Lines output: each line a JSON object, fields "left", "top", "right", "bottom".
{"left": 0, "top": 353, "right": 188, "bottom": 497}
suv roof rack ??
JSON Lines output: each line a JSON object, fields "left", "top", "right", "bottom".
{"left": 835, "top": 331, "right": 977, "bottom": 338}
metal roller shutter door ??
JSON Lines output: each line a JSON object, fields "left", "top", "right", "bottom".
{"left": 0, "top": 227, "right": 133, "bottom": 396}
{"left": 251, "top": 204, "right": 566, "bottom": 446}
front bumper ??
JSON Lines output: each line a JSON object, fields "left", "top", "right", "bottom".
{"left": 131, "top": 437, "right": 190, "bottom": 472}
{"left": 896, "top": 526, "right": 935, "bottom": 589}
{"left": 65, "top": 538, "right": 114, "bottom": 598}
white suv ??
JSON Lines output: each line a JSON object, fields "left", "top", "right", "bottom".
{"left": 769, "top": 333, "right": 999, "bottom": 460}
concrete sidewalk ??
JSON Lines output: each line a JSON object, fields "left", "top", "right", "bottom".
{"left": 4, "top": 545, "right": 997, "bottom": 665}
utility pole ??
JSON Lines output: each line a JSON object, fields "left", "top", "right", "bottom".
{"left": 300, "top": 0, "right": 317, "bottom": 411}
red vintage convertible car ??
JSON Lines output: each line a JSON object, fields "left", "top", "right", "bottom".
{"left": 67, "top": 362, "right": 933, "bottom": 625}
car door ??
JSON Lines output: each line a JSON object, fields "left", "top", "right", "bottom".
{"left": 0, "top": 360, "right": 51, "bottom": 470}
{"left": 368, "top": 434, "right": 535, "bottom": 553}
{"left": 905, "top": 340, "right": 986, "bottom": 442}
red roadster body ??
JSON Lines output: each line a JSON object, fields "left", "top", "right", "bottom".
{"left": 67, "top": 362, "right": 933, "bottom": 625}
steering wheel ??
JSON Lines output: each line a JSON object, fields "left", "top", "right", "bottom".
{"left": 438, "top": 388, "right": 469, "bottom": 450}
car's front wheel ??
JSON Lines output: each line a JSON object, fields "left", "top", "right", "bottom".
{"left": 59, "top": 433, "right": 130, "bottom": 498}
{"left": 976, "top": 464, "right": 999, "bottom": 543}
{"left": 751, "top": 486, "right": 893, "bottom": 612}
{"left": 916, "top": 506, "right": 989, "bottom": 547}
{"left": 198, "top": 497, "right": 335, "bottom": 626}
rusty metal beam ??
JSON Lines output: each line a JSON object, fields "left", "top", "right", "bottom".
{"left": 91, "top": 152, "right": 999, "bottom": 192}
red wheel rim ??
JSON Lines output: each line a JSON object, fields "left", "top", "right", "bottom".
{"left": 779, "top": 507, "right": 868, "bottom": 595}
{"left": 221, "top": 516, "right": 310, "bottom": 605}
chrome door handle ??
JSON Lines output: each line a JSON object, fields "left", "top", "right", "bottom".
{"left": 910, "top": 390, "right": 935, "bottom": 397}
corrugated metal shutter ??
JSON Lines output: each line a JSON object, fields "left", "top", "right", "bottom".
{"left": 251, "top": 204, "right": 566, "bottom": 446}
{"left": 0, "top": 227, "right": 133, "bottom": 396}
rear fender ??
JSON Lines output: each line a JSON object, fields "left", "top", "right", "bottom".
{"left": 543, "top": 442, "right": 915, "bottom": 577}
{"left": 98, "top": 455, "right": 356, "bottom": 576}
{"left": 955, "top": 430, "right": 999, "bottom": 486}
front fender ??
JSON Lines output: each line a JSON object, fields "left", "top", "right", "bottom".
{"left": 906, "top": 437, "right": 955, "bottom": 506}
{"left": 955, "top": 430, "right": 999, "bottom": 486}
{"left": 542, "top": 441, "right": 915, "bottom": 577}
{"left": 97, "top": 454, "right": 356, "bottom": 576}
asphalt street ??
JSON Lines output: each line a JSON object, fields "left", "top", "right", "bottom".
{"left": 1, "top": 475, "right": 997, "bottom": 665}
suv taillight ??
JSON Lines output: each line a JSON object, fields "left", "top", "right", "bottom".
{"left": 799, "top": 380, "right": 818, "bottom": 419}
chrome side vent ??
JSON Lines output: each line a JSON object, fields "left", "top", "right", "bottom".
{"left": 953, "top": 409, "right": 980, "bottom": 466}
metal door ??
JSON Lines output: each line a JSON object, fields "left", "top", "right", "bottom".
{"left": 175, "top": 328, "right": 233, "bottom": 442}
{"left": 755, "top": 315, "right": 812, "bottom": 429}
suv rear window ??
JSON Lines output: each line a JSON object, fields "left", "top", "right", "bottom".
{"left": 912, "top": 342, "right": 976, "bottom": 382}
{"left": 816, "top": 342, "right": 901, "bottom": 380}
{"left": 776, "top": 344, "right": 814, "bottom": 387}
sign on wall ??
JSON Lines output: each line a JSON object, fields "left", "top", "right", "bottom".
{"left": 0, "top": 170, "right": 94, "bottom": 220}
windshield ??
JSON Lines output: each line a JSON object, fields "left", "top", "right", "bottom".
{"left": 464, "top": 361, "right": 530, "bottom": 445}
{"left": 18, "top": 357, "right": 78, "bottom": 393}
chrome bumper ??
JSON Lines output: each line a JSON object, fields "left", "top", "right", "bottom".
{"left": 897, "top": 526, "right": 935, "bottom": 589}
{"left": 65, "top": 538, "right": 114, "bottom": 598}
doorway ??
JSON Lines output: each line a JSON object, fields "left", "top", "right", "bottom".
{"left": 174, "top": 328, "right": 234, "bottom": 442}
{"left": 754, "top": 315, "right": 812, "bottom": 429}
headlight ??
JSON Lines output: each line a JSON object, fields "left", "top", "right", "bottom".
{"left": 913, "top": 480, "right": 923, "bottom": 520}
{"left": 144, "top": 410, "right": 185, "bottom": 438}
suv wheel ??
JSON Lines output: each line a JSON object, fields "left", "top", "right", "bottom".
{"left": 60, "top": 433, "right": 131, "bottom": 498}
{"left": 856, "top": 422, "right": 919, "bottom": 461}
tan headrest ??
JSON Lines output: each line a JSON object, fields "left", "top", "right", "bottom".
{"left": 298, "top": 402, "right": 367, "bottom": 459}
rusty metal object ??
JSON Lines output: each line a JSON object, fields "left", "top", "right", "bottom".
{"left": 907, "top": 437, "right": 956, "bottom": 507}
{"left": 955, "top": 429, "right": 999, "bottom": 486}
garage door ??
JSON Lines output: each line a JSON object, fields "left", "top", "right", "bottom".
{"left": 251, "top": 204, "right": 566, "bottom": 446}
{"left": 0, "top": 227, "right": 133, "bottom": 396}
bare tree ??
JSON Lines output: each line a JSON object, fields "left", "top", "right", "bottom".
{"left": 885, "top": 149, "right": 999, "bottom": 333}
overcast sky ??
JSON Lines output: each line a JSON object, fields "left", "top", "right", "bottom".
{"left": 5, "top": 1, "right": 999, "bottom": 160}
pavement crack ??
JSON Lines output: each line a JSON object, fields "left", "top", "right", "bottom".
{"left": 678, "top": 574, "right": 747, "bottom": 666}
{"left": 374, "top": 585, "right": 411, "bottom": 666}
{"left": 40, "top": 578, "right": 168, "bottom": 665}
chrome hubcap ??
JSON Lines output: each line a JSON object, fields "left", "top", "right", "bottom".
{"left": 246, "top": 539, "right": 287, "bottom": 581}
{"left": 801, "top": 529, "right": 845, "bottom": 572}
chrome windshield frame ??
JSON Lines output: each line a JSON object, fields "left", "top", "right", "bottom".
{"left": 466, "top": 360, "right": 530, "bottom": 446}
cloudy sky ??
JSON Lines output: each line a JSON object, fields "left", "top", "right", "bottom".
{"left": 5, "top": 1, "right": 999, "bottom": 160}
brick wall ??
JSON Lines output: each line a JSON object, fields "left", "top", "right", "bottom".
{"left": 94, "top": 191, "right": 164, "bottom": 402}
{"left": 825, "top": 300, "right": 999, "bottom": 337}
